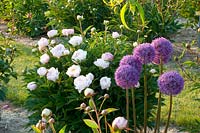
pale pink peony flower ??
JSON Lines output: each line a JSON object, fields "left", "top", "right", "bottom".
{"left": 101, "top": 52, "right": 114, "bottom": 61}
{"left": 66, "top": 65, "right": 81, "bottom": 78}
{"left": 112, "top": 117, "right": 127, "bottom": 130}
{"left": 47, "top": 30, "right": 58, "bottom": 38}
{"left": 72, "top": 49, "right": 87, "bottom": 62}
{"left": 27, "top": 82, "right": 37, "bottom": 91}
{"left": 69, "top": 36, "right": 83, "bottom": 47}
{"left": 112, "top": 32, "right": 120, "bottom": 39}
{"left": 37, "top": 67, "right": 47, "bottom": 76}
{"left": 84, "top": 88, "right": 94, "bottom": 97}
{"left": 46, "top": 67, "right": 60, "bottom": 82}
{"left": 100, "top": 77, "right": 111, "bottom": 90}
{"left": 62, "top": 29, "right": 74, "bottom": 36}
{"left": 74, "top": 75, "right": 91, "bottom": 93}
{"left": 40, "top": 54, "right": 50, "bottom": 64}
{"left": 50, "top": 44, "right": 66, "bottom": 58}
{"left": 94, "top": 59, "right": 110, "bottom": 69}
{"left": 38, "top": 37, "right": 48, "bottom": 51}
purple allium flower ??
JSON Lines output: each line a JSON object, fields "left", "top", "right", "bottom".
{"left": 151, "top": 37, "right": 173, "bottom": 64}
{"left": 119, "top": 55, "right": 142, "bottom": 72}
{"left": 133, "top": 43, "right": 155, "bottom": 64}
{"left": 158, "top": 71, "right": 184, "bottom": 95}
{"left": 115, "top": 65, "right": 140, "bottom": 89}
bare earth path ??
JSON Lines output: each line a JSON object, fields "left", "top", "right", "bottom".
{"left": 0, "top": 21, "right": 198, "bottom": 133}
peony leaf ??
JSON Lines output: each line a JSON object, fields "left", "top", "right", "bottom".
{"left": 83, "top": 119, "right": 99, "bottom": 129}
{"left": 135, "top": 1, "right": 145, "bottom": 27}
{"left": 31, "top": 125, "right": 41, "bottom": 133}
{"left": 92, "top": 128, "right": 99, "bottom": 133}
{"left": 59, "top": 125, "right": 67, "bottom": 133}
{"left": 89, "top": 98, "right": 95, "bottom": 109}
{"left": 105, "top": 108, "right": 119, "bottom": 114}
{"left": 120, "top": 3, "right": 133, "bottom": 31}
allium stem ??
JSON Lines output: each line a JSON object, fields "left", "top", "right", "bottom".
{"left": 154, "top": 59, "right": 163, "bottom": 133}
{"left": 126, "top": 88, "right": 129, "bottom": 133}
{"left": 144, "top": 64, "right": 147, "bottom": 133}
{"left": 131, "top": 88, "right": 137, "bottom": 133}
{"left": 164, "top": 94, "right": 172, "bottom": 133}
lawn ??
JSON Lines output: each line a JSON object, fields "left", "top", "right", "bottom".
{"left": 1, "top": 37, "right": 200, "bottom": 132}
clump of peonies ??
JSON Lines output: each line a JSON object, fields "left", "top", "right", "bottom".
{"left": 151, "top": 37, "right": 173, "bottom": 64}
{"left": 133, "top": 43, "right": 155, "bottom": 64}
{"left": 158, "top": 71, "right": 184, "bottom": 95}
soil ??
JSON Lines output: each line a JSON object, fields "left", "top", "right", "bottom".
{"left": 0, "top": 20, "right": 198, "bottom": 133}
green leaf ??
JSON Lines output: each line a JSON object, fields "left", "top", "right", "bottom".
{"left": 120, "top": 3, "right": 133, "bottom": 31}
{"left": 83, "top": 119, "right": 99, "bottom": 129}
{"left": 59, "top": 125, "right": 67, "bottom": 133}
{"left": 105, "top": 108, "right": 119, "bottom": 114}
{"left": 92, "top": 128, "right": 99, "bottom": 133}
{"left": 183, "top": 61, "right": 196, "bottom": 67}
{"left": 135, "top": 2, "right": 145, "bottom": 27}
{"left": 89, "top": 98, "right": 95, "bottom": 109}
{"left": 31, "top": 125, "right": 41, "bottom": 133}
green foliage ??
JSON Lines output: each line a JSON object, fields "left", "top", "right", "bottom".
{"left": 0, "top": 34, "right": 17, "bottom": 100}
{"left": 23, "top": 24, "right": 159, "bottom": 132}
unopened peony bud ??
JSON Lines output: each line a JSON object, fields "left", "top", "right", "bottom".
{"left": 101, "top": 110, "right": 107, "bottom": 116}
{"left": 41, "top": 108, "right": 52, "bottom": 118}
{"left": 103, "top": 20, "right": 109, "bottom": 25}
{"left": 91, "top": 27, "right": 96, "bottom": 33}
{"left": 80, "top": 103, "right": 86, "bottom": 109}
{"left": 48, "top": 118, "right": 55, "bottom": 124}
{"left": 27, "top": 82, "right": 37, "bottom": 91}
{"left": 84, "top": 88, "right": 94, "bottom": 98}
{"left": 150, "top": 69, "right": 156, "bottom": 74}
{"left": 77, "top": 15, "right": 84, "bottom": 21}
{"left": 112, "top": 117, "right": 128, "bottom": 130}
{"left": 85, "top": 106, "right": 91, "bottom": 112}
{"left": 104, "top": 94, "right": 109, "bottom": 99}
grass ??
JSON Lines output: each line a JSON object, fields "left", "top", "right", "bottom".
{"left": 5, "top": 40, "right": 38, "bottom": 105}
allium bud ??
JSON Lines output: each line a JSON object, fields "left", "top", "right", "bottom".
{"left": 84, "top": 88, "right": 94, "bottom": 98}
{"left": 104, "top": 94, "right": 109, "bottom": 99}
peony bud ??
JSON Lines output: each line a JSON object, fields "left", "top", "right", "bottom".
{"left": 85, "top": 106, "right": 91, "bottom": 112}
{"left": 80, "top": 103, "right": 86, "bottom": 109}
{"left": 101, "top": 110, "right": 107, "bottom": 116}
{"left": 112, "top": 117, "right": 128, "bottom": 130}
{"left": 77, "top": 15, "right": 84, "bottom": 21}
{"left": 40, "top": 54, "right": 50, "bottom": 64}
{"left": 150, "top": 69, "right": 156, "bottom": 74}
{"left": 104, "top": 94, "right": 109, "bottom": 99}
{"left": 27, "top": 82, "right": 37, "bottom": 91}
{"left": 41, "top": 108, "right": 52, "bottom": 118}
{"left": 84, "top": 88, "right": 94, "bottom": 98}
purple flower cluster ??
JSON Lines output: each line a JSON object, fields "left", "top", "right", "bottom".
{"left": 151, "top": 37, "right": 173, "bottom": 64}
{"left": 119, "top": 55, "right": 142, "bottom": 72}
{"left": 133, "top": 43, "right": 155, "bottom": 64}
{"left": 115, "top": 65, "right": 140, "bottom": 89}
{"left": 158, "top": 71, "right": 184, "bottom": 95}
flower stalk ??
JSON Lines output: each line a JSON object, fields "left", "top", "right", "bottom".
{"left": 144, "top": 64, "right": 147, "bottom": 133}
{"left": 131, "top": 88, "right": 137, "bottom": 133}
{"left": 126, "top": 88, "right": 129, "bottom": 133}
{"left": 164, "top": 94, "right": 173, "bottom": 133}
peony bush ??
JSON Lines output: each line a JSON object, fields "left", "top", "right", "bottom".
{"left": 23, "top": 18, "right": 175, "bottom": 132}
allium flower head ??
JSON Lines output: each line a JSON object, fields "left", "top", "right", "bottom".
{"left": 158, "top": 71, "right": 184, "bottom": 95}
{"left": 151, "top": 37, "right": 173, "bottom": 64}
{"left": 115, "top": 65, "right": 140, "bottom": 89}
{"left": 119, "top": 55, "right": 142, "bottom": 72}
{"left": 133, "top": 43, "right": 155, "bottom": 64}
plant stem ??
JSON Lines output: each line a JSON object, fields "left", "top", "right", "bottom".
{"left": 99, "top": 98, "right": 106, "bottom": 112}
{"left": 126, "top": 88, "right": 129, "bottom": 133}
{"left": 49, "top": 123, "right": 56, "bottom": 133}
{"left": 91, "top": 97, "right": 102, "bottom": 133}
{"left": 79, "top": 20, "right": 84, "bottom": 38}
{"left": 154, "top": 59, "right": 163, "bottom": 133}
{"left": 104, "top": 116, "right": 108, "bottom": 133}
{"left": 131, "top": 88, "right": 137, "bottom": 133}
{"left": 144, "top": 64, "right": 147, "bottom": 133}
{"left": 164, "top": 94, "right": 172, "bottom": 133}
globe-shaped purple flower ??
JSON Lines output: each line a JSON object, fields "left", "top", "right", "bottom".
{"left": 133, "top": 43, "right": 155, "bottom": 64}
{"left": 119, "top": 55, "right": 142, "bottom": 72}
{"left": 158, "top": 71, "right": 184, "bottom": 95}
{"left": 115, "top": 65, "right": 140, "bottom": 89}
{"left": 151, "top": 37, "right": 173, "bottom": 64}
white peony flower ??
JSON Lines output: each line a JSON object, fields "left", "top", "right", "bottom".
{"left": 40, "top": 54, "right": 50, "bottom": 64}
{"left": 72, "top": 49, "right": 87, "bottom": 62}
{"left": 38, "top": 37, "right": 48, "bottom": 51}
{"left": 135, "top": 82, "right": 140, "bottom": 88}
{"left": 112, "top": 117, "right": 128, "bottom": 130}
{"left": 41, "top": 108, "right": 52, "bottom": 118}
{"left": 100, "top": 77, "right": 111, "bottom": 90}
{"left": 68, "top": 36, "right": 83, "bottom": 47}
{"left": 101, "top": 52, "right": 114, "bottom": 61}
{"left": 84, "top": 88, "right": 94, "bottom": 97}
{"left": 62, "top": 29, "right": 74, "bottom": 36}
{"left": 47, "top": 30, "right": 58, "bottom": 38}
{"left": 37, "top": 67, "right": 47, "bottom": 76}
{"left": 74, "top": 75, "right": 90, "bottom": 93}
{"left": 46, "top": 67, "right": 59, "bottom": 82}
{"left": 150, "top": 69, "right": 156, "bottom": 74}
{"left": 50, "top": 44, "right": 66, "bottom": 58}
{"left": 66, "top": 65, "right": 81, "bottom": 78}
{"left": 86, "top": 73, "right": 94, "bottom": 81}
{"left": 94, "top": 58, "right": 110, "bottom": 69}
{"left": 27, "top": 82, "right": 37, "bottom": 91}
{"left": 63, "top": 49, "right": 70, "bottom": 55}
{"left": 112, "top": 32, "right": 120, "bottom": 39}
